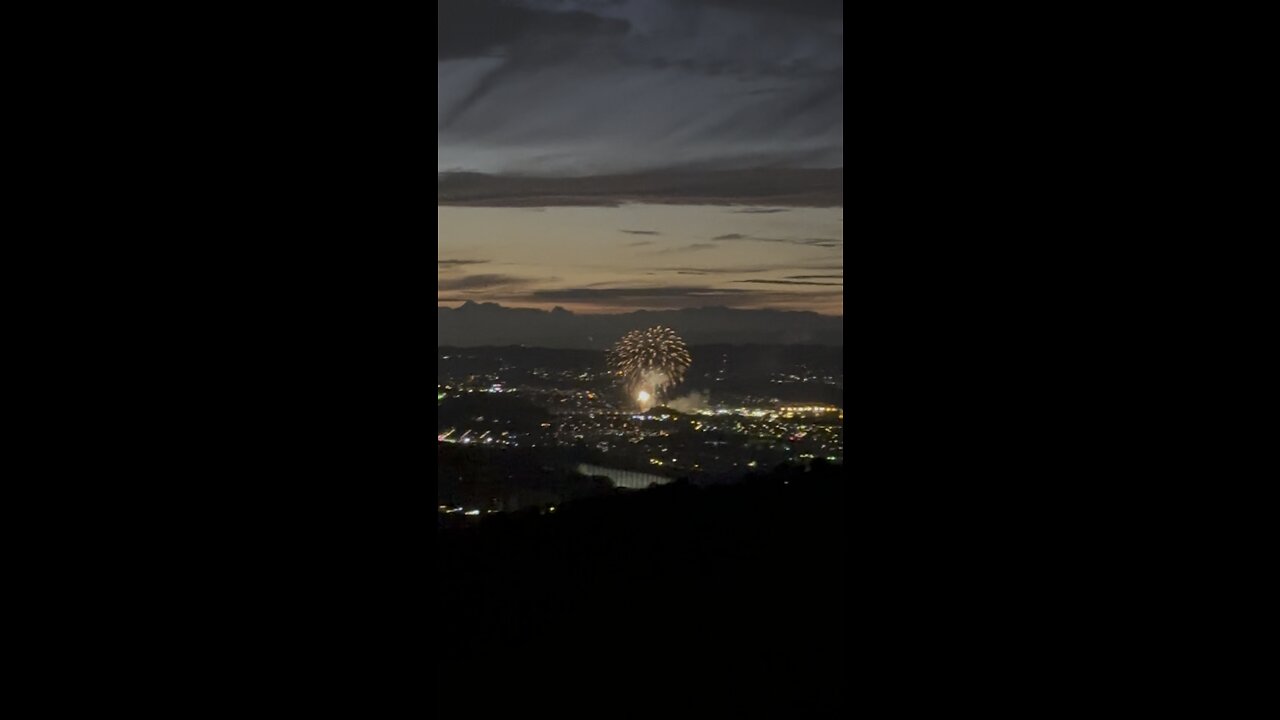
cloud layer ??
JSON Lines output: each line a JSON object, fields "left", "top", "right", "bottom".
{"left": 437, "top": 0, "right": 843, "bottom": 176}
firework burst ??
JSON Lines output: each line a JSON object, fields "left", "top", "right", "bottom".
{"left": 607, "top": 326, "right": 692, "bottom": 408}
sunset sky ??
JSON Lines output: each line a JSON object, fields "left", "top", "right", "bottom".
{"left": 438, "top": 0, "right": 843, "bottom": 317}
{"left": 438, "top": 204, "right": 843, "bottom": 315}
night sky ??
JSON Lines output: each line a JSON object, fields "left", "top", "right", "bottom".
{"left": 438, "top": 0, "right": 843, "bottom": 315}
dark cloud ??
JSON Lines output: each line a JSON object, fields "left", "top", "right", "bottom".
{"left": 438, "top": 168, "right": 842, "bottom": 207}
{"left": 795, "top": 238, "right": 842, "bottom": 248}
{"left": 734, "top": 279, "right": 842, "bottom": 287}
{"left": 658, "top": 266, "right": 770, "bottom": 275}
{"left": 437, "top": 0, "right": 630, "bottom": 61}
{"left": 533, "top": 286, "right": 753, "bottom": 300}
{"left": 654, "top": 242, "right": 719, "bottom": 255}
{"left": 620, "top": 230, "right": 662, "bottom": 235}
{"left": 438, "top": 259, "right": 490, "bottom": 268}
{"left": 653, "top": 264, "right": 836, "bottom": 275}
{"left": 730, "top": 208, "right": 792, "bottom": 214}
{"left": 505, "top": 284, "right": 839, "bottom": 309}
{"left": 438, "top": 0, "right": 842, "bottom": 175}
{"left": 437, "top": 274, "right": 539, "bottom": 291}
{"left": 437, "top": 1, "right": 631, "bottom": 129}
{"left": 713, "top": 233, "right": 842, "bottom": 248}
{"left": 626, "top": 240, "right": 656, "bottom": 247}
{"left": 701, "top": 0, "right": 844, "bottom": 19}
{"left": 786, "top": 274, "right": 843, "bottom": 280}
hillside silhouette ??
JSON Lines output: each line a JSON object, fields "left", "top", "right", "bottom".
{"left": 437, "top": 461, "right": 846, "bottom": 713}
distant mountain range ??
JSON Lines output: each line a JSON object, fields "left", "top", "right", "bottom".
{"left": 437, "top": 168, "right": 843, "bottom": 207}
{"left": 438, "top": 302, "right": 842, "bottom": 348}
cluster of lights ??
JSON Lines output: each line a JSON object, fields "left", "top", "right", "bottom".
{"left": 439, "top": 505, "right": 498, "bottom": 516}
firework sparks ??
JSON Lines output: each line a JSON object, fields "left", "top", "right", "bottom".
{"left": 607, "top": 326, "right": 692, "bottom": 408}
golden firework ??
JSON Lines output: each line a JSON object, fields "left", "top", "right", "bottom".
{"left": 607, "top": 326, "right": 692, "bottom": 405}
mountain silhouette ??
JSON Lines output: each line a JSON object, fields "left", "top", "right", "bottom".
{"left": 437, "top": 302, "right": 842, "bottom": 348}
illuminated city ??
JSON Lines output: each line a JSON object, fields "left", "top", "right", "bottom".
{"left": 437, "top": 343, "right": 842, "bottom": 520}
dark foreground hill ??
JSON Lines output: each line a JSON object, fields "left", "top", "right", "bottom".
{"left": 437, "top": 462, "right": 846, "bottom": 713}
